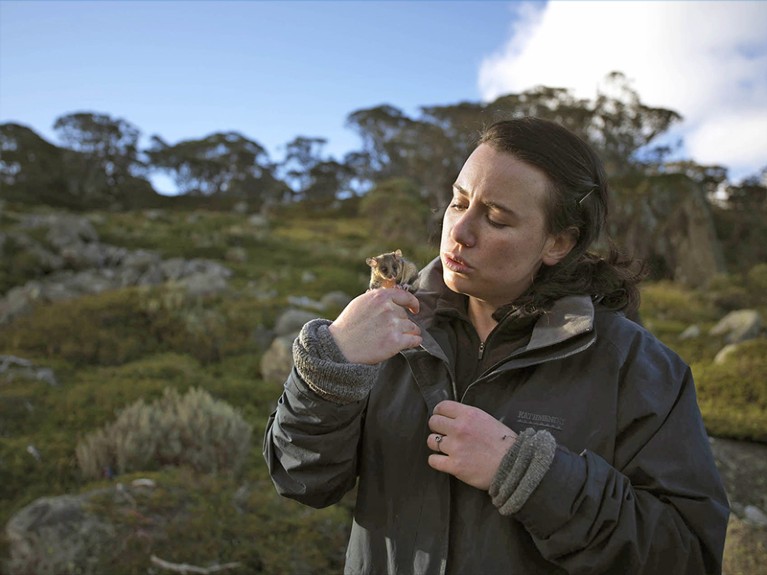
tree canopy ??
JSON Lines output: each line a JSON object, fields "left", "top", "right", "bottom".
{"left": 1, "top": 72, "right": 763, "bottom": 215}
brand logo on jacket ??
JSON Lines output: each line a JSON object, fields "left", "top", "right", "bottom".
{"left": 516, "top": 410, "right": 565, "bottom": 431}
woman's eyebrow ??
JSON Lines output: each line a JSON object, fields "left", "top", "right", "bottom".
{"left": 453, "top": 184, "right": 515, "bottom": 215}
{"left": 452, "top": 183, "right": 468, "bottom": 197}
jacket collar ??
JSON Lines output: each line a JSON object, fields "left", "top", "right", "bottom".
{"left": 411, "top": 257, "right": 595, "bottom": 359}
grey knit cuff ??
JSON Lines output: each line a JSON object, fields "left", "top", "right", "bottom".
{"left": 489, "top": 428, "right": 557, "bottom": 516}
{"left": 292, "top": 318, "right": 379, "bottom": 405}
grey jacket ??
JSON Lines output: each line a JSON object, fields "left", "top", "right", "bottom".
{"left": 264, "top": 258, "right": 729, "bottom": 574}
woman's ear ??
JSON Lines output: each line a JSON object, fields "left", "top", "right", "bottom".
{"left": 542, "top": 226, "right": 578, "bottom": 266}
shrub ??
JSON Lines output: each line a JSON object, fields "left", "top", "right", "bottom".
{"left": 705, "top": 273, "right": 751, "bottom": 312}
{"left": 359, "top": 178, "right": 432, "bottom": 250}
{"left": 76, "top": 387, "right": 252, "bottom": 479}
{"left": 639, "top": 281, "right": 717, "bottom": 324}
{"left": 0, "top": 286, "right": 240, "bottom": 366}
{"left": 693, "top": 339, "right": 767, "bottom": 442}
{"left": 746, "top": 263, "right": 767, "bottom": 306}
{"left": 0, "top": 289, "right": 161, "bottom": 366}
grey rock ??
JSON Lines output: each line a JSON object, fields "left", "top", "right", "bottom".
{"left": 743, "top": 504, "right": 767, "bottom": 527}
{"left": 159, "top": 257, "right": 189, "bottom": 281}
{"left": 247, "top": 214, "right": 269, "bottom": 229}
{"left": 275, "top": 309, "right": 317, "bottom": 336}
{"left": 0, "top": 285, "right": 35, "bottom": 324}
{"left": 679, "top": 324, "right": 701, "bottom": 340}
{"left": 709, "top": 309, "right": 762, "bottom": 344}
{"left": 43, "top": 214, "right": 99, "bottom": 248}
{"left": 320, "top": 291, "right": 353, "bottom": 311}
{"left": 177, "top": 271, "right": 230, "bottom": 297}
{"left": 287, "top": 295, "right": 325, "bottom": 311}
{"left": 714, "top": 343, "right": 740, "bottom": 365}
{"left": 121, "top": 249, "right": 161, "bottom": 270}
{"left": 4, "top": 492, "right": 116, "bottom": 575}
{"left": 0, "top": 355, "right": 59, "bottom": 386}
{"left": 260, "top": 335, "right": 296, "bottom": 385}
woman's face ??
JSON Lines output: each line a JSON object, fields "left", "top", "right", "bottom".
{"left": 440, "top": 144, "right": 573, "bottom": 309}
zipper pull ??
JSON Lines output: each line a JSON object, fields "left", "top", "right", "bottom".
{"left": 478, "top": 341, "right": 485, "bottom": 360}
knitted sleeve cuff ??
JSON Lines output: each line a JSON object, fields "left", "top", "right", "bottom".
{"left": 292, "top": 318, "right": 379, "bottom": 405}
{"left": 488, "top": 428, "right": 557, "bottom": 516}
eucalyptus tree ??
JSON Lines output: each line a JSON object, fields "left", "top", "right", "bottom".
{"left": 53, "top": 112, "right": 143, "bottom": 189}
{"left": 279, "top": 136, "right": 327, "bottom": 194}
{"left": 346, "top": 73, "right": 684, "bottom": 211}
{"left": 0, "top": 123, "right": 70, "bottom": 206}
{"left": 147, "top": 132, "right": 288, "bottom": 207}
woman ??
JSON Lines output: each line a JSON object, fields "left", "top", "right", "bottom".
{"left": 263, "top": 117, "right": 729, "bottom": 574}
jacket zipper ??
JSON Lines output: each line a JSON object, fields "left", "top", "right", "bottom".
{"left": 478, "top": 341, "right": 485, "bottom": 360}
{"left": 462, "top": 336, "right": 597, "bottom": 401}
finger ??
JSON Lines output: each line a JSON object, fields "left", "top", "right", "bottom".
{"left": 428, "top": 413, "right": 453, "bottom": 435}
{"left": 427, "top": 433, "right": 446, "bottom": 453}
{"left": 401, "top": 333, "right": 423, "bottom": 350}
{"left": 428, "top": 453, "right": 452, "bottom": 473}
{"left": 432, "top": 400, "right": 464, "bottom": 418}
{"left": 400, "top": 319, "right": 421, "bottom": 336}
{"left": 388, "top": 288, "right": 420, "bottom": 315}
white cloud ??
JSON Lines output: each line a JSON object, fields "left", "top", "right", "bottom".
{"left": 479, "top": 0, "right": 767, "bottom": 182}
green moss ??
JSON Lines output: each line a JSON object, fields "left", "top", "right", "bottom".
{"left": 693, "top": 339, "right": 767, "bottom": 442}
{"left": 640, "top": 281, "right": 718, "bottom": 324}
{"left": 82, "top": 469, "right": 350, "bottom": 574}
{"left": 0, "top": 289, "right": 161, "bottom": 366}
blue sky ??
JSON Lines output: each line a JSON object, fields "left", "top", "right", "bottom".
{"left": 1, "top": 1, "right": 766, "bottom": 193}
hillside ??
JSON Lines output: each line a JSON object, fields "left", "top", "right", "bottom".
{"left": 1, "top": 200, "right": 765, "bottom": 574}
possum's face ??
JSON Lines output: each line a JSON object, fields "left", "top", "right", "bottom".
{"left": 376, "top": 256, "right": 399, "bottom": 279}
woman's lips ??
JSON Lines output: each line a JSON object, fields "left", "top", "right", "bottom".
{"left": 443, "top": 253, "right": 472, "bottom": 274}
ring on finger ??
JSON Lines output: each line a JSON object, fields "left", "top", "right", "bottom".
{"left": 434, "top": 434, "right": 444, "bottom": 454}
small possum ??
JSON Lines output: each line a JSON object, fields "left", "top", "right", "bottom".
{"left": 366, "top": 249, "right": 419, "bottom": 290}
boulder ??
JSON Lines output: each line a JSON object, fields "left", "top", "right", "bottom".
{"left": 743, "top": 505, "right": 767, "bottom": 527}
{"left": 679, "top": 324, "right": 701, "bottom": 340}
{"left": 0, "top": 230, "right": 233, "bottom": 324}
{"left": 714, "top": 343, "right": 740, "bottom": 365}
{"left": 287, "top": 295, "right": 325, "bottom": 311}
{"left": 0, "top": 355, "right": 58, "bottom": 386}
{"left": 612, "top": 175, "right": 725, "bottom": 287}
{"left": 260, "top": 335, "right": 296, "bottom": 385}
{"left": 321, "top": 291, "right": 353, "bottom": 310}
{"left": 4, "top": 492, "right": 115, "bottom": 575}
{"left": 709, "top": 309, "right": 762, "bottom": 344}
{"left": 274, "top": 309, "right": 317, "bottom": 337}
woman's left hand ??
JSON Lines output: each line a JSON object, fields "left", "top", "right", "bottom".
{"left": 427, "top": 400, "right": 517, "bottom": 490}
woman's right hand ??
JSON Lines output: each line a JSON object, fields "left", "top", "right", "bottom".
{"left": 328, "top": 288, "right": 422, "bottom": 365}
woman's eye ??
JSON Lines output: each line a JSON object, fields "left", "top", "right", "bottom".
{"left": 449, "top": 201, "right": 467, "bottom": 211}
{"left": 487, "top": 218, "right": 508, "bottom": 229}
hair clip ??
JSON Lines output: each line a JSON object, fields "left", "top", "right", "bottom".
{"left": 578, "top": 188, "right": 596, "bottom": 206}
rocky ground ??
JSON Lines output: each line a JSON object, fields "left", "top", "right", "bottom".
{"left": 710, "top": 437, "right": 767, "bottom": 575}
{"left": 712, "top": 438, "right": 767, "bottom": 522}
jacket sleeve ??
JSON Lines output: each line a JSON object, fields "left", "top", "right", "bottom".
{"left": 512, "top": 330, "right": 730, "bottom": 575}
{"left": 263, "top": 368, "right": 367, "bottom": 508}
{"left": 263, "top": 319, "right": 377, "bottom": 509}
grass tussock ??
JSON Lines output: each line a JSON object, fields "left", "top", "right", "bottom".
{"left": 76, "top": 387, "right": 252, "bottom": 479}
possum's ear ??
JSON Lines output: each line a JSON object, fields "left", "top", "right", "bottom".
{"left": 394, "top": 249, "right": 402, "bottom": 257}
{"left": 366, "top": 258, "right": 377, "bottom": 267}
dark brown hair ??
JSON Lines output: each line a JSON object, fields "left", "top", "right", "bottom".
{"left": 478, "top": 117, "right": 644, "bottom": 316}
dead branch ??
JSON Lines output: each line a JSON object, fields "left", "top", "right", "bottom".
{"left": 150, "top": 555, "right": 241, "bottom": 574}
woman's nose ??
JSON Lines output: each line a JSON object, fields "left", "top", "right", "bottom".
{"left": 450, "top": 211, "right": 476, "bottom": 247}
